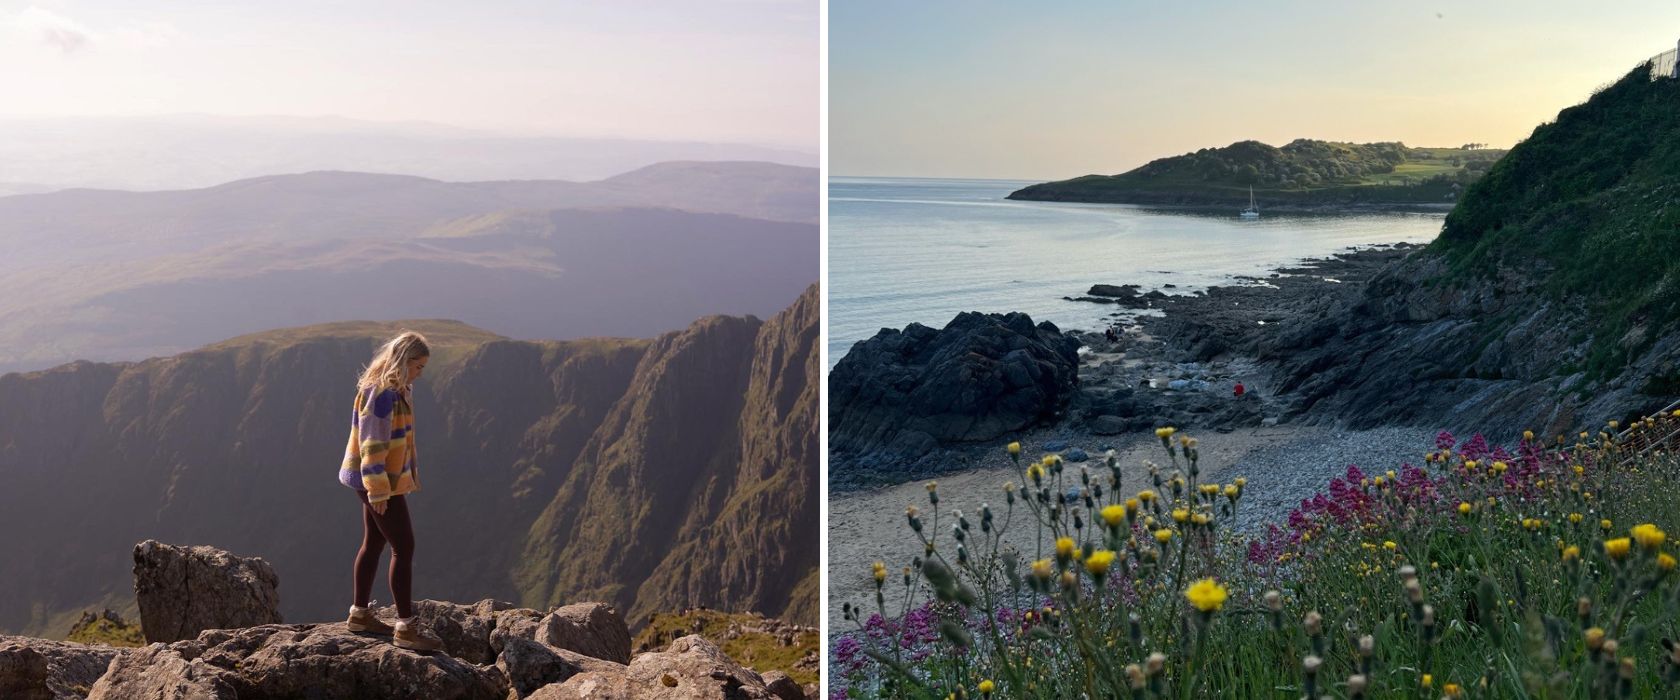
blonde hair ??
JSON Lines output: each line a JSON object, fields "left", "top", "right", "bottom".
{"left": 357, "top": 331, "right": 431, "bottom": 392}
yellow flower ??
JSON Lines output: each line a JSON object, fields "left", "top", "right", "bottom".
{"left": 1444, "top": 682, "right": 1462, "bottom": 697}
{"left": 1573, "top": 465, "right": 1585, "bottom": 477}
{"left": 1523, "top": 430, "right": 1534, "bottom": 441}
{"left": 1027, "top": 463, "right": 1044, "bottom": 481}
{"left": 1172, "top": 508, "right": 1189, "bottom": 523}
{"left": 1604, "top": 538, "right": 1632, "bottom": 560}
{"left": 1125, "top": 498, "right": 1140, "bottom": 516}
{"left": 1185, "top": 578, "right": 1228, "bottom": 612}
{"left": 1137, "top": 490, "right": 1157, "bottom": 503}
{"left": 1155, "top": 426, "right": 1176, "bottom": 439}
{"left": 872, "top": 561, "right": 887, "bottom": 583}
{"left": 1492, "top": 461, "right": 1508, "bottom": 473}
{"left": 1458, "top": 502, "right": 1472, "bottom": 516}
{"left": 1007, "top": 442, "right": 1021, "bottom": 456}
{"left": 1154, "top": 529, "right": 1174, "bottom": 544}
{"left": 1234, "top": 477, "right": 1247, "bottom": 488}
{"left": 979, "top": 679, "right": 995, "bottom": 695}
{"left": 1383, "top": 541, "right": 1397, "bottom": 551}
{"left": 1422, "top": 673, "right": 1433, "bottom": 688}
{"left": 1031, "top": 558, "right": 1053, "bottom": 581}
{"left": 1192, "top": 512, "right": 1211, "bottom": 526}
{"left": 1101, "top": 504, "right": 1125, "bottom": 527}
{"left": 1085, "top": 550, "right": 1116, "bottom": 577}
{"left": 1631, "top": 523, "right": 1666, "bottom": 550}
{"left": 1199, "top": 484, "right": 1219, "bottom": 496}
{"left": 1223, "top": 484, "right": 1239, "bottom": 499}
{"left": 1562, "top": 546, "right": 1580, "bottom": 562}
{"left": 1055, "top": 537, "right": 1075, "bottom": 558}
{"left": 1660, "top": 553, "right": 1677, "bottom": 571}
{"left": 1602, "top": 518, "right": 1613, "bottom": 531}
{"left": 1569, "top": 513, "right": 1583, "bottom": 524}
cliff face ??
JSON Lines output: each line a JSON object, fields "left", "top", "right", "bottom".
{"left": 0, "top": 286, "right": 820, "bottom": 637}
{"left": 1250, "top": 66, "right": 1680, "bottom": 436}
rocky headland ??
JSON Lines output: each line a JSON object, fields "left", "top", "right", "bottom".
{"left": 0, "top": 541, "right": 819, "bottom": 700}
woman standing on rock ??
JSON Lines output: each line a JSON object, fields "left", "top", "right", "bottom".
{"left": 337, "top": 331, "right": 443, "bottom": 652}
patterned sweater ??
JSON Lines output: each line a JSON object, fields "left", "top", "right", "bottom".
{"left": 338, "top": 380, "right": 419, "bottom": 503}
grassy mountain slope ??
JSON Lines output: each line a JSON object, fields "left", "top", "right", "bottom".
{"left": 1009, "top": 139, "right": 1504, "bottom": 207}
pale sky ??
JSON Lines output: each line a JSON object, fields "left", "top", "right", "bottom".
{"left": 833, "top": 1, "right": 1680, "bottom": 180}
{"left": 0, "top": 0, "right": 818, "bottom": 148}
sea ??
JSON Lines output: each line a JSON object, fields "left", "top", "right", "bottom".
{"left": 828, "top": 176, "right": 1447, "bottom": 368}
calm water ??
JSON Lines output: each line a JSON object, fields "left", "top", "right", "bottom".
{"left": 828, "top": 177, "right": 1447, "bottom": 368}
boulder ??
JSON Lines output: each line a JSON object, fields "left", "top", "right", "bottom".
{"left": 536, "top": 603, "right": 633, "bottom": 664}
{"left": 0, "top": 636, "right": 125, "bottom": 700}
{"left": 830, "top": 312, "right": 1081, "bottom": 467}
{"left": 762, "top": 670, "right": 802, "bottom": 700}
{"left": 133, "top": 540, "right": 281, "bottom": 643}
{"left": 88, "top": 623, "right": 506, "bottom": 700}
{"left": 528, "top": 635, "right": 782, "bottom": 699}
{"left": 496, "top": 635, "right": 625, "bottom": 698}
{"left": 0, "top": 642, "right": 50, "bottom": 700}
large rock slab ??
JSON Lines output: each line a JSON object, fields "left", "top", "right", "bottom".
{"left": 829, "top": 311, "right": 1081, "bottom": 467}
{"left": 87, "top": 623, "right": 507, "bottom": 700}
{"left": 528, "top": 635, "right": 783, "bottom": 699}
{"left": 133, "top": 540, "right": 281, "bottom": 643}
{"left": 535, "top": 603, "right": 633, "bottom": 664}
{"left": 0, "top": 636, "right": 125, "bottom": 700}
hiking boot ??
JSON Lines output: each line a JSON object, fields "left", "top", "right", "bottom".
{"left": 393, "top": 620, "right": 444, "bottom": 652}
{"left": 346, "top": 607, "right": 394, "bottom": 635}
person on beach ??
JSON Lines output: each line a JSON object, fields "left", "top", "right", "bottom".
{"left": 338, "top": 331, "right": 443, "bottom": 652}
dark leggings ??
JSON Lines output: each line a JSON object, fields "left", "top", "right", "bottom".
{"left": 352, "top": 492, "right": 414, "bottom": 618}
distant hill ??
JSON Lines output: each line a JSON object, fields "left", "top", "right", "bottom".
{"left": 0, "top": 114, "right": 816, "bottom": 191}
{"left": 1009, "top": 139, "right": 1506, "bottom": 208}
{"left": 0, "top": 164, "right": 817, "bottom": 373}
{"left": 0, "top": 285, "right": 818, "bottom": 637}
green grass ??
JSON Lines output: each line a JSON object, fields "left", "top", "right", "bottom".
{"left": 635, "top": 609, "right": 817, "bottom": 685}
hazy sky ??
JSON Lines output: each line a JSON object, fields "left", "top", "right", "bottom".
{"left": 833, "top": 1, "right": 1680, "bottom": 180}
{"left": 0, "top": 0, "right": 817, "bottom": 148}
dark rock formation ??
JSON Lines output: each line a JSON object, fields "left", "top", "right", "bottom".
{"left": 133, "top": 540, "right": 281, "bottom": 643}
{"left": 829, "top": 311, "right": 1081, "bottom": 475}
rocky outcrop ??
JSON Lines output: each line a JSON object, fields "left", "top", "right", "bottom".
{"left": 133, "top": 540, "right": 281, "bottom": 643}
{"left": 829, "top": 311, "right": 1081, "bottom": 474}
{"left": 528, "top": 635, "right": 783, "bottom": 700}
{"left": 0, "top": 637, "right": 122, "bottom": 700}
{"left": 87, "top": 623, "right": 508, "bottom": 700}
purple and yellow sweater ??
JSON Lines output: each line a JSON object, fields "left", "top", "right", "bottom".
{"left": 338, "top": 380, "right": 419, "bottom": 503}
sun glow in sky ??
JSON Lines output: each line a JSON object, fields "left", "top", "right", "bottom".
{"left": 832, "top": 0, "right": 1680, "bottom": 179}
{"left": 0, "top": 0, "right": 817, "bottom": 148}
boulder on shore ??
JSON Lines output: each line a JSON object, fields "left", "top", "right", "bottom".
{"left": 133, "top": 539, "right": 281, "bottom": 643}
{"left": 829, "top": 311, "right": 1081, "bottom": 470}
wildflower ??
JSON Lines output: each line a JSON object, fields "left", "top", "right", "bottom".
{"left": 1007, "top": 442, "right": 1021, "bottom": 456}
{"left": 1524, "top": 430, "right": 1535, "bottom": 441}
{"left": 1124, "top": 498, "right": 1139, "bottom": 516}
{"left": 1660, "top": 553, "right": 1677, "bottom": 571}
{"left": 1101, "top": 504, "right": 1125, "bottom": 527}
{"left": 1137, "top": 489, "right": 1157, "bottom": 503}
{"left": 1569, "top": 513, "right": 1583, "bottom": 524}
{"left": 1085, "top": 550, "right": 1116, "bottom": 578}
{"left": 1562, "top": 545, "right": 1581, "bottom": 562}
{"left": 1223, "top": 484, "right": 1239, "bottom": 499}
{"left": 1185, "top": 578, "right": 1228, "bottom": 612}
{"left": 1602, "top": 518, "right": 1613, "bottom": 532}
{"left": 1192, "top": 512, "right": 1211, "bottom": 526}
{"left": 1031, "top": 558, "right": 1053, "bottom": 582}
{"left": 1055, "top": 537, "right": 1075, "bottom": 559}
{"left": 1172, "top": 508, "right": 1189, "bottom": 523}
{"left": 1383, "top": 541, "right": 1398, "bottom": 551}
{"left": 1027, "top": 463, "right": 1045, "bottom": 483}
{"left": 1422, "top": 674, "right": 1433, "bottom": 688}
{"left": 1444, "top": 683, "right": 1463, "bottom": 698}
{"left": 979, "top": 679, "right": 995, "bottom": 695}
{"left": 1154, "top": 528, "right": 1174, "bottom": 544}
{"left": 1234, "top": 477, "right": 1247, "bottom": 488}
{"left": 1585, "top": 627, "right": 1606, "bottom": 650}
{"left": 872, "top": 561, "right": 887, "bottom": 585}
{"left": 1155, "top": 426, "right": 1176, "bottom": 439}
{"left": 1604, "top": 538, "right": 1632, "bottom": 560}
{"left": 1631, "top": 523, "right": 1666, "bottom": 550}
{"left": 1199, "top": 484, "right": 1218, "bottom": 497}
{"left": 1458, "top": 502, "right": 1472, "bottom": 516}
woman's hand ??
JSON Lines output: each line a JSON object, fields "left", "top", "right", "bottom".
{"left": 370, "top": 499, "right": 388, "bottom": 516}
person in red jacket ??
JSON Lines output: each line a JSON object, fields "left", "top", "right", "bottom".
{"left": 1233, "top": 382, "right": 1246, "bottom": 398}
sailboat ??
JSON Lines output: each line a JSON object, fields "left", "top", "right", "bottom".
{"left": 1239, "top": 186, "right": 1260, "bottom": 219}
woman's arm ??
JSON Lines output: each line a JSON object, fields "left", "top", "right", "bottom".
{"left": 356, "top": 386, "right": 399, "bottom": 508}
